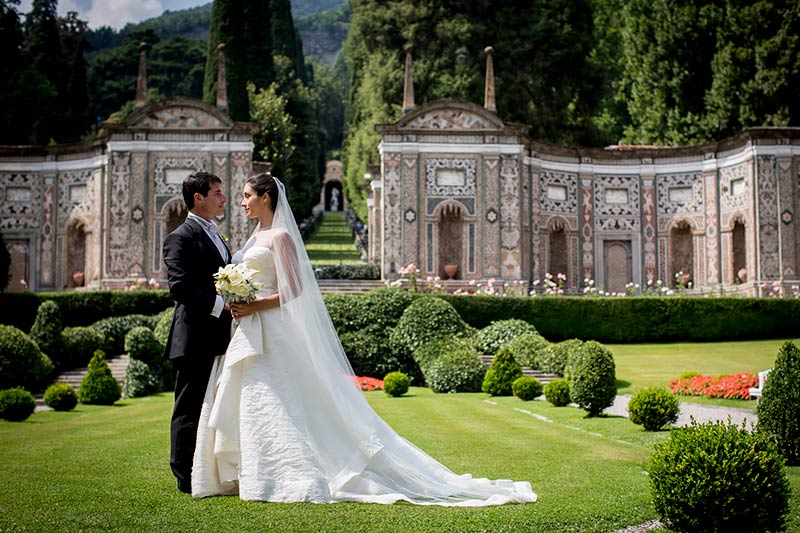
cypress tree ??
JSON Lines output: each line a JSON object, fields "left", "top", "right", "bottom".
{"left": 204, "top": 0, "right": 250, "bottom": 120}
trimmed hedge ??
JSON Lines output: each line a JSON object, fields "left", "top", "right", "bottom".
{"left": 440, "top": 295, "right": 800, "bottom": 342}
{"left": 0, "top": 290, "right": 172, "bottom": 331}
{"left": 313, "top": 264, "right": 381, "bottom": 280}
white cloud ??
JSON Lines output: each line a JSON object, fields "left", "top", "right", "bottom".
{"left": 15, "top": 0, "right": 209, "bottom": 29}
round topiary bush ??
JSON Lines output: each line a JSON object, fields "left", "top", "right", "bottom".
{"left": 340, "top": 324, "right": 409, "bottom": 380}
{"left": 0, "top": 387, "right": 37, "bottom": 421}
{"left": 482, "top": 345, "right": 524, "bottom": 396}
{"left": 757, "top": 340, "right": 800, "bottom": 465}
{"left": 61, "top": 326, "right": 106, "bottom": 368}
{"left": 474, "top": 319, "right": 538, "bottom": 355}
{"left": 43, "top": 383, "right": 78, "bottom": 411}
{"left": 124, "top": 326, "right": 163, "bottom": 365}
{"left": 122, "top": 358, "right": 159, "bottom": 398}
{"left": 627, "top": 387, "right": 679, "bottom": 431}
{"left": 29, "top": 300, "right": 65, "bottom": 368}
{"left": 0, "top": 324, "right": 54, "bottom": 390}
{"left": 89, "top": 314, "right": 154, "bottom": 355}
{"left": 383, "top": 371, "right": 410, "bottom": 397}
{"left": 649, "top": 419, "right": 790, "bottom": 533}
{"left": 78, "top": 350, "right": 121, "bottom": 405}
{"left": 360, "top": 287, "right": 415, "bottom": 330}
{"left": 153, "top": 307, "right": 174, "bottom": 348}
{"left": 539, "top": 338, "right": 583, "bottom": 376}
{"left": 512, "top": 376, "right": 543, "bottom": 401}
{"left": 425, "top": 341, "right": 486, "bottom": 393}
{"left": 568, "top": 340, "right": 617, "bottom": 417}
{"left": 389, "top": 296, "right": 468, "bottom": 356}
{"left": 508, "top": 333, "right": 550, "bottom": 369}
{"left": 544, "top": 379, "right": 571, "bottom": 407}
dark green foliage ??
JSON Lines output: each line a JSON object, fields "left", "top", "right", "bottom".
{"left": 313, "top": 263, "right": 380, "bottom": 280}
{"left": 89, "top": 315, "right": 155, "bottom": 356}
{"left": 29, "top": 300, "right": 64, "bottom": 368}
{"left": 61, "top": 326, "right": 106, "bottom": 368}
{"left": 568, "top": 341, "right": 616, "bottom": 417}
{"left": 482, "top": 346, "right": 523, "bottom": 397}
{"left": 324, "top": 293, "right": 363, "bottom": 333}
{"left": 153, "top": 308, "right": 174, "bottom": 348}
{"left": 648, "top": 420, "right": 790, "bottom": 533}
{"left": 507, "top": 333, "right": 550, "bottom": 369}
{"left": 0, "top": 325, "right": 54, "bottom": 390}
{"left": 0, "top": 387, "right": 36, "bottom": 422}
{"left": 512, "top": 376, "right": 543, "bottom": 401}
{"left": 544, "top": 379, "right": 571, "bottom": 407}
{"left": 627, "top": 387, "right": 679, "bottom": 431}
{"left": 541, "top": 339, "right": 584, "bottom": 376}
{"left": 474, "top": 319, "right": 538, "bottom": 355}
{"left": 390, "top": 296, "right": 468, "bottom": 357}
{"left": 122, "top": 358, "right": 159, "bottom": 399}
{"left": 440, "top": 295, "right": 800, "bottom": 343}
{"left": 757, "top": 341, "right": 800, "bottom": 465}
{"left": 78, "top": 350, "right": 121, "bottom": 405}
{"left": 424, "top": 340, "right": 485, "bottom": 394}
{"left": 339, "top": 324, "right": 411, "bottom": 381}
{"left": 43, "top": 383, "right": 78, "bottom": 411}
{"left": 124, "top": 326, "right": 163, "bottom": 366}
{"left": 382, "top": 371, "right": 410, "bottom": 397}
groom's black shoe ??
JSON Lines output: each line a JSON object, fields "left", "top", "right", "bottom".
{"left": 178, "top": 481, "right": 192, "bottom": 494}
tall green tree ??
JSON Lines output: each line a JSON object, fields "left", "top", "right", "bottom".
{"left": 58, "top": 12, "right": 89, "bottom": 142}
{"left": 22, "top": 0, "right": 63, "bottom": 143}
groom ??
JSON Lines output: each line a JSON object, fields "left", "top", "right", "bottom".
{"left": 163, "top": 171, "right": 233, "bottom": 494}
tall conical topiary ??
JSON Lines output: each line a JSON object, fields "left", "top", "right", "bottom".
{"left": 482, "top": 345, "right": 523, "bottom": 396}
{"left": 569, "top": 341, "right": 617, "bottom": 417}
{"left": 757, "top": 341, "right": 800, "bottom": 465}
{"left": 29, "top": 300, "right": 64, "bottom": 368}
{"left": 78, "top": 350, "right": 121, "bottom": 405}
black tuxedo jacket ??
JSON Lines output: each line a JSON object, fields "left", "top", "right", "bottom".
{"left": 163, "top": 218, "right": 233, "bottom": 361}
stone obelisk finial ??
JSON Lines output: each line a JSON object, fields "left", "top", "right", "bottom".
{"left": 134, "top": 42, "right": 148, "bottom": 109}
{"left": 484, "top": 46, "right": 496, "bottom": 114}
{"left": 216, "top": 43, "right": 228, "bottom": 113}
{"left": 402, "top": 45, "right": 415, "bottom": 114}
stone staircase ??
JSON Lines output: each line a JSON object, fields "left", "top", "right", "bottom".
{"left": 479, "top": 354, "right": 560, "bottom": 386}
{"left": 47, "top": 354, "right": 129, "bottom": 391}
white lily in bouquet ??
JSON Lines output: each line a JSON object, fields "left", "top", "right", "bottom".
{"left": 214, "top": 263, "right": 262, "bottom": 304}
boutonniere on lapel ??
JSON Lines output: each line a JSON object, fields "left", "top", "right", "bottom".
{"left": 219, "top": 233, "right": 230, "bottom": 244}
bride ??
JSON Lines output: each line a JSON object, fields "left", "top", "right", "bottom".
{"left": 192, "top": 173, "right": 536, "bottom": 506}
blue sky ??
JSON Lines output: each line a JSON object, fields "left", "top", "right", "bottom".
{"left": 17, "top": 0, "right": 210, "bottom": 30}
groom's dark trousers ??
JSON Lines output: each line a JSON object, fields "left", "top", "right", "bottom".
{"left": 163, "top": 218, "right": 232, "bottom": 493}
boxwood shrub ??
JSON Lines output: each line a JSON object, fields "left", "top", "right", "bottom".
{"left": 390, "top": 296, "right": 469, "bottom": 356}
{"left": 568, "top": 341, "right": 617, "bottom": 416}
{"left": 627, "top": 387, "right": 679, "bottom": 431}
{"left": 125, "top": 326, "right": 163, "bottom": 365}
{"left": 541, "top": 339, "right": 584, "bottom": 376}
{"left": 43, "top": 383, "right": 78, "bottom": 411}
{"left": 507, "top": 333, "right": 550, "bottom": 369}
{"left": 757, "top": 340, "right": 800, "bottom": 465}
{"left": 78, "top": 350, "right": 121, "bottom": 405}
{"left": 473, "top": 319, "right": 537, "bottom": 355}
{"left": 383, "top": 371, "right": 410, "bottom": 397}
{"left": 0, "top": 387, "right": 37, "bottom": 421}
{"left": 544, "top": 379, "right": 571, "bottom": 407}
{"left": 649, "top": 420, "right": 790, "bottom": 532}
{"left": 28, "top": 301, "right": 65, "bottom": 369}
{"left": 313, "top": 264, "right": 380, "bottom": 280}
{"left": 89, "top": 314, "right": 155, "bottom": 356}
{"left": 61, "top": 326, "right": 106, "bottom": 369}
{"left": 122, "top": 358, "right": 160, "bottom": 399}
{"left": 512, "top": 376, "right": 543, "bottom": 401}
{"left": 424, "top": 340, "right": 486, "bottom": 394}
{"left": 0, "top": 325, "right": 54, "bottom": 390}
{"left": 482, "top": 346, "right": 523, "bottom": 396}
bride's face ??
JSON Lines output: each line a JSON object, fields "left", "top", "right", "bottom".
{"left": 241, "top": 183, "right": 271, "bottom": 219}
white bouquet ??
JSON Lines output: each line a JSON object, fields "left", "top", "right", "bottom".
{"left": 214, "top": 263, "right": 262, "bottom": 304}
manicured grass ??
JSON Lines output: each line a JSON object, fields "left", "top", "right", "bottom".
{"left": 609, "top": 337, "right": 800, "bottom": 409}
{"left": 306, "top": 211, "right": 363, "bottom": 265}
{"left": 2, "top": 388, "right": 799, "bottom": 531}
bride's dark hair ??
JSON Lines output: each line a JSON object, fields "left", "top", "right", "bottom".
{"left": 246, "top": 173, "right": 278, "bottom": 211}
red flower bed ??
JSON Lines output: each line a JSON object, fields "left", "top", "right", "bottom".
{"left": 351, "top": 376, "right": 384, "bottom": 391}
{"left": 669, "top": 373, "right": 757, "bottom": 400}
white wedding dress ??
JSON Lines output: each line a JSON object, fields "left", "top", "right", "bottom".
{"left": 192, "top": 242, "right": 536, "bottom": 505}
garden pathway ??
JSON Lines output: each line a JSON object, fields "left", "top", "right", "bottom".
{"left": 605, "top": 394, "right": 758, "bottom": 428}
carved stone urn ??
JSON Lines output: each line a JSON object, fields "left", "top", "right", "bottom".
{"left": 443, "top": 264, "right": 458, "bottom": 280}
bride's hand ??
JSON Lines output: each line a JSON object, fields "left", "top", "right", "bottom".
{"left": 230, "top": 301, "right": 256, "bottom": 319}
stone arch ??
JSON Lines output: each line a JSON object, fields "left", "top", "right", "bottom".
{"left": 669, "top": 218, "right": 694, "bottom": 287}
{"left": 163, "top": 198, "right": 188, "bottom": 236}
{"left": 65, "top": 217, "right": 88, "bottom": 288}
{"left": 731, "top": 214, "right": 747, "bottom": 283}
{"left": 434, "top": 201, "right": 465, "bottom": 279}
{"left": 546, "top": 217, "right": 569, "bottom": 282}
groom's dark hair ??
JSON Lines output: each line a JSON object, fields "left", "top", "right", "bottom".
{"left": 183, "top": 172, "right": 221, "bottom": 209}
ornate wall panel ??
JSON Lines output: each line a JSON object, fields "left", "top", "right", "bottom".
{"left": 229, "top": 151, "right": 251, "bottom": 252}
{"left": 423, "top": 157, "right": 477, "bottom": 216}
{"left": 703, "top": 172, "right": 719, "bottom": 284}
{"left": 656, "top": 172, "right": 704, "bottom": 232}
{"left": 406, "top": 110, "right": 495, "bottom": 129}
{"left": 483, "top": 158, "right": 501, "bottom": 277}
{"left": 778, "top": 158, "right": 796, "bottom": 277}
{"left": 642, "top": 179, "right": 657, "bottom": 283}
{"left": 402, "top": 156, "right": 419, "bottom": 269}
{"left": 0, "top": 173, "right": 41, "bottom": 230}
{"left": 40, "top": 176, "right": 55, "bottom": 287}
{"left": 500, "top": 155, "right": 521, "bottom": 279}
{"left": 580, "top": 179, "right": 594, "bottom": 281}
{"left": 152, "top": 153, "right": 209, "bottom": 212}
{"left": 128, "top": 153, "right": 147, "bottom": 277}
{"left": 593, "top": 175, "right": 641, "bottom": 232}
{"left": 757, "top": 156, "right": 780, "bottom": 279}
{"left": 540, "top": 170, "right": 579, "bottom": 219}
{"left": 57, "top": 169, "right": 92, "bottom": 224}
{"left": 382, "top": 153, "right": 402, "bottom": 273}
{"left": 108, "top": 151, "right": 132, "bottom": 274}
{"left": 529, "top": 170, "right": 542, "bottom": 281}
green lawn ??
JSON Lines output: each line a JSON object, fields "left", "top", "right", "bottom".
{"left": 306, "top": 211, "right": 363, "bottom": 265}
{"left": 2, "top": 388, "right": 799, "bottom": 532}
{"left": 610, "top": 337, "right": 800, "bottom": 409}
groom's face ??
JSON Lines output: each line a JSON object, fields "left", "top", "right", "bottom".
{"left": 195, "top": 181, "right": 227, "bottom": 219}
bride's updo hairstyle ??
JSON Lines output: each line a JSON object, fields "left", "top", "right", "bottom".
{"left": 246, "top": 173, "right": 278, "bottom": 212}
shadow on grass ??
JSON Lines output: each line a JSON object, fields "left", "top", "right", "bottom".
{"left": 616, "top": 379, "right": 632, "bottom": 389}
